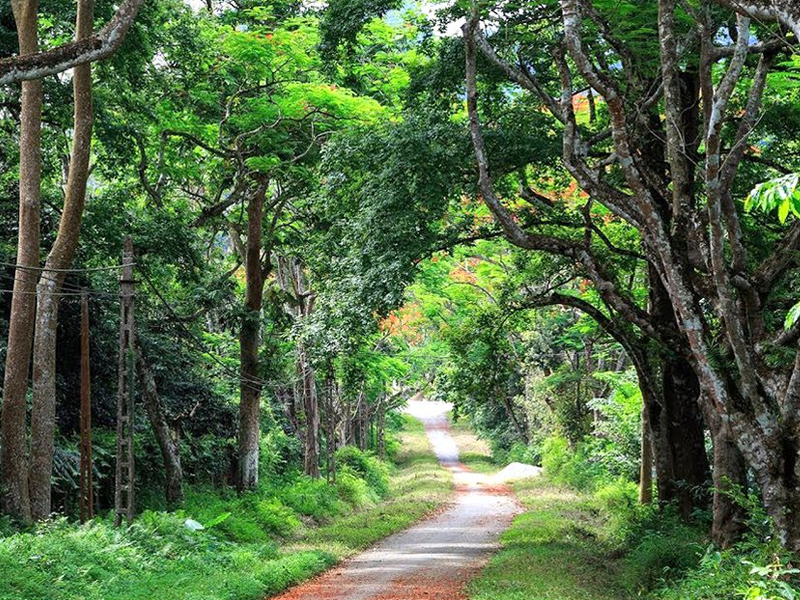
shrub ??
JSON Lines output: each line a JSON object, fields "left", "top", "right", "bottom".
{"left": 595, "top": 479, "right": 642, "bottom": 540}
{"left": 654, "top": 537, "right": 800, "bottom": 600}
{"left": 541, "top": 435, "right": 571, "bottom": 478}
{"left": 254, "top": 499, "right": 300, "bottom": 538}
{"left": 335, "top": 446, "right": 390, "bottom": 498}
{"left": 625, "top": 524, "right": 704, "bottom": 591}
{"left": 260, "top": 429, "right": 303, "bottom": 479}
{"left": 542, "top": 435, "right": 604, "bottom": 490}
{"left": 336, "top": 466, "right": 374, "bottom": 508}
{"left": 279, "top": 476, "right": 344, "bottom": 521}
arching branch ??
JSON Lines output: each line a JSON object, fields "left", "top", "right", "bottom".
{"left": 0, "top": 0, "right": 144, "bottom": 85}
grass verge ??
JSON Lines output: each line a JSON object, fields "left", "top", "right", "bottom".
{"left": 0, "top": 415, "right": 451, "bottom": 600}
{"left": 468, "top": 478, "right": 635, "bottom": 600}
{"left": 448, "top": 415, "right": 498, "bottom": 474}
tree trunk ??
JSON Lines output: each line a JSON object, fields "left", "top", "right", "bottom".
{"left": 645, "top": 271, "right": 710, "bottom": 518}
{"left": 299, "top": 344, "right": 320, "bottom": 478}
{"left": 27, "top": 0, "right": 94, "bottom": 519}
{"left": 237, "top": 183, "right": 267, "bottom": 491}
{"left": 0, "top": 0, "right": 42, "bottom": 522}
{"left": 639, "top": 404, "right": 654, "bottom": 505}
{"left": 324, "top": 370, "right": 337, "bottom": 483}
{"left": 377, "top": 402, "right": 386, "bottom": 459}
{"left": 135, "top": 346, "right": 184, "bottom": 508}
{"left": 661, "top": 355, "right": 711, "bottom": 517}
{"left": 275, "top": 255, "right": 319, "bottom": 477}
{"left": 708, "top": 417, "right": 747, "bottom": 547}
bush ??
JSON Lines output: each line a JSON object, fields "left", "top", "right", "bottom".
{"left": 595, "top": 479, "right": 642, "bottom": 540}
{"left": 335, "top": 446, "right": 390, "bottom": 498}
{"left": 336, "top": 466, "right": 374, "bottom": 508}
{"left": 253, "top": 499, "right": 301, "bottom": 538}
{"left": 654, "top": 537, "right": 800, "bottom": 600}
{"left": 184, "top": 488, "right": 294, "bottom": 543}
{"left": 279, "top": 476, "right": 344, "bottom": 521}
{"left": 625, "top": 524, "right": 704, "bottom": 591}
{"left": 541, "top": 435, "right": 604, "bottom": 490}
{"left": 541, "top": 435, "right": 571, "bottom": 478}
{"left": 505, "top": 441, "right": 537, "bottom": 465}
{"left": 260, "top": 430, "right": 303, "bottom": 479}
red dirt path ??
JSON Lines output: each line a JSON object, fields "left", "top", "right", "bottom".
{"left": 269, "top": 401, "right": 521, "bottom": 600}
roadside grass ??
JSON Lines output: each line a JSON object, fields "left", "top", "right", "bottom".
{"left": 294, "top": 415, "right": 452, "bottom": 555}
{"left": 448, "top": 415, "right": 498, "bottom": 474}
{"left": 468, "top": 478, "right": 635, "bottom": 600}
{"left": 0, "top": 415, "right": 451, "bottom": 600}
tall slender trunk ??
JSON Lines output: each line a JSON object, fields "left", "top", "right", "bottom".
{"left": 136, "top": 346, "right": 184, "bottom": 508}
{"left": 237, "top": 183, "right": 267, "bottom": 490}
{"left": 636, "top": 351, "right": 710, "bottom": 517}
{"left": 0, "top": 0, "right": 42, "bottom": 521}
{"left": 27, "top": 0, "right": 94, "bottom": 519}
{"left": 276, "top": 256, "right": 319, "bottom": 477}
{"left": 646, "top": 271, "right": 710, "bottom": 518}
{"left": 377, "top": 401, "right": 386, "bottom": 459}
{"left": 324, "top": 369, "right": 337, "bottom": 483}
{"left": 298, "top": 344, "right": 320, "bottom": 478}
{"left": 639, "top": 404, "right": 654, "bottom": 505}
{"left": 662, "top": 355, "right": 711, "bottom": 517}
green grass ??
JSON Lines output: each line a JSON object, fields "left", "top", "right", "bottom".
{"left": 468, "top": 478, "right": 635, "bottom": 600}
{"left": 0, "top": 415, "right": 451, "bottom": 600}
{"left": 448, "top": 415, "right": 499, "bottom": 474}
{"left": 295, "top": 415, "right": 452, "bottom": 555}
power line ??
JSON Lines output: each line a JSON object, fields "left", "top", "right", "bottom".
{"left": 0, "top": 257, "right": 303, "bottom": 392}
{"left": 0, "top": 261, "right": 134, "bottom": 273}
{"left": 0, "top": 271, "right": 120, "bottom": 299}
{"left": 135, "top": 264, "right": 298, "bottom": 393}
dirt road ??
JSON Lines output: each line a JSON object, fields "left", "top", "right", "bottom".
{"left": 271, "top": 400, "right": 521, "bottom": 600}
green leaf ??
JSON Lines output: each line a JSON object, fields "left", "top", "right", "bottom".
{"left": 785, "top": 301, "right": 800, "bottom": 330}
{"left": 746, "top": 173, "right": 800, "bottom": 222}
{"left": 779, "top": 198, "right": 791, "bottom": 223}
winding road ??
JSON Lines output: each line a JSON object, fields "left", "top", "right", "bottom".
{"left": 272, "top": 400, "right": 521, "bottom": 600}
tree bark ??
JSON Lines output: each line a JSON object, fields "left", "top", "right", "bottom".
{"left": 324, "top": 368, "right": 338, "bottom": 483}
{"left": 276, "top": 255, "right": 320, "bottom": 478}
{"left": 709, "top": 415, "right": 747, "bottom": 547}
{"left": 237, "top": 182, "right": 267, "bottom": 491}
{"left": 135, "top": 346, "right": 184, "bottom": 508}
{"left": 660, "top": 355, "right": 711, "bottom": 517}
{"left": 299, "top": 344, "right": 320, "bottom": 478}
{"left": 27, "top": 0, "right": 94, "bottom": 519}
{"left": 0, "top": 0, "right": 145, "bottom": 85}
{"left": 638, "top": 404, "right": 654, "bottom": 505}
{"left": 713, "top": 0, "right": 800, "bottom": 40}
{"left": 377, "top": 401, "right": 386, "bottom": 459}
{"left": 465, "top": 0, "right": 800, "bottom": 549}
{"left": 0, "top": 0, "right": 42, "bottom": 522}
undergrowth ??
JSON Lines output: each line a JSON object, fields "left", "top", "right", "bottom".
{"left": 469, "top": 432, "right": 800, "bottom": 600}
{"left": 0, "top": 415, "right": 451, "bottom": 600}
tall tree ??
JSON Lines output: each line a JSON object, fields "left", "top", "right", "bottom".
{"left": 276, "top": 255, "right": 320, "bottom": 478}
{"left": 462, "top": 0, "right": 800, "bottom": 547}
{"left": 27, "top": 0, "right": 94, "bottom": 520}
{"left": 1, "top": 0, "right": 43, "bottom": 520}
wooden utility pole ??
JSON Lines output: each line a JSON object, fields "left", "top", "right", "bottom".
{"left": 115, "top": 237, "right": 135, "bottom": 526}
{"left": 79, "top": 289, "right": 93, "bottom": 523}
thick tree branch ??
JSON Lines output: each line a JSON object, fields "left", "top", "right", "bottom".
{"left": 713, "top": 0, "right": 800, "bottom": 41}
{"left": 0, "top": 0, "right": 145, "bottom": 85}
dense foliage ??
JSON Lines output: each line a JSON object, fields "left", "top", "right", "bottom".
{"left": 0, "top": 0, "right": 800, "bottom": 598}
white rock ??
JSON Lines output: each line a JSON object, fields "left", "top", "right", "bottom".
{"left": 183, "top": 518, "right": 205, "bottom": 531}
{"left": 493, "top": 462, "right": 543, "bottom": 482}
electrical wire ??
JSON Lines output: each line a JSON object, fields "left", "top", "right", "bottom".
{"left": 135, "top": 264, "right": 301, "bottom": 392}
{"left": 0, "top": 258, "right": 305, "bottom": 392}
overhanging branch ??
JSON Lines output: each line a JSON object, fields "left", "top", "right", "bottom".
{"left": 0, "top": 0, "right": 145, "bottom": 85}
